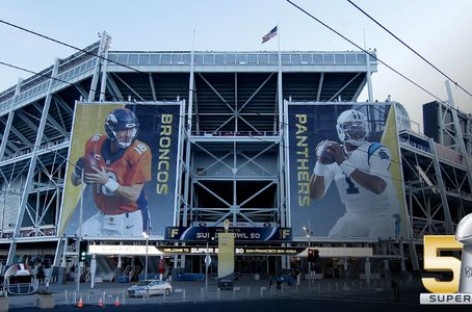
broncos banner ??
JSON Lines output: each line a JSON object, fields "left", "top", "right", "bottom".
{"left": 285, "top": 102, "right": 406, "bottom": 240}
{"left": 59, "top": 102, "right": 183, "bottom": 237}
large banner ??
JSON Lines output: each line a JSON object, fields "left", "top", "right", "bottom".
{"left": 286, "top": 102, "right": 407, "bottom": 240}
{"left": 59, "top": 102, "right": 183, "bottom": 238}
{"left": 164, "top": 226, "right": 292, "bottom": 241}
{"left": 218, "top": 233, "right": 235, "bottom": 283}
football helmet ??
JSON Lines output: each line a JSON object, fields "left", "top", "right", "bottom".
{"left": 336, "top": 109, "right": 369, "bottom": 147}
{"left": 104, "top": 108, "right": 139, "bottom": 148}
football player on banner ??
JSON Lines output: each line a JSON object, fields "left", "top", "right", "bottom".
{"left": 71, "top": 107, "right": 152, "bottom": 236}
{"left": 309, "top": 109, "right": 400, "bottom": 238}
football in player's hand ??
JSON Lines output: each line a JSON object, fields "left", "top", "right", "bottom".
{"left": 82, "top": 154, "right": 101, "bottom": 175}
{"left": 316, "top": 140, "right": 339, "bottom": 164}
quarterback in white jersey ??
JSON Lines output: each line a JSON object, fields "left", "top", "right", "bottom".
{"left": 309, "top": 109, "right": 400, "bottom": 238}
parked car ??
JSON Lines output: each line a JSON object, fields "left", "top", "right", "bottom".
{"left": 218, "top": 278, "right": 234, "bottom": 290}
{"left": 127, "top": 280, "right": 172, "bottom": 297}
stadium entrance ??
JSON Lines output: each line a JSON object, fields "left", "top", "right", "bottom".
{"left": 186, "top": 254, "right": 278, "bottom": 278}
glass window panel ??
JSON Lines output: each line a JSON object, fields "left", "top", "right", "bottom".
{"left": 107, "top": 54, "right": 117, "bottom": 62}
{"left": 139, "top": 54, "right": 150, "bottom": 65}
{"left": 301, "top": 54, "right": 312, "bottom": 63}
{"left": 204, "top": 54, "right": 214, "bottom": 63}
{"left": 247, "top": 54, "right": 257, "bottom": 63}
{"left": 268, "top": 54, "right": 278, "bottom": 64}
{"left": 215, "top": 54, "right": 225, "bottom": 64}
{"left": 161, "top": 54, "right": 171, "bottom": 64}
{"left": 172, "top": 54, "right": 182, "bottom": 63}
{"left": 128, "top": 54, "right": 139, "bottom": 65}
{"left": 359, "top": 54, "right": 369, "bottom": 64}
{"left": 345, "top": 54, "right": 356, "bottom": 64}
{"left": 236, "top": 54, "right": 246, "bottom": 63}
{"left": 194, "top": 54, "right": 204, "bottom": 64}
{"left": 182, "top": 54, "right": 191, "bottom": 63}
{"left": 86, "top": 59, "right": 93, "bottom": 69}
{"left": 281, "top": 54, "right": 290, "bottom": 64}
{"left": 117, "top": 54, "right": 128, "bottom": 64}
{"left": 258, "top": 54, "right": 268, "bottom": 64}
{"left": 335, "top": 54, "right": 345, "bottom": 64}
{"left": 226, "top": 54, "right": 236, "bottom": 63}
{"left": 150, "top": 54, "right": 160, "bottom": 64}
{"left": 290, "top": 54, "right": 301, "bottom": 63}
{"left": 324, "top": 54, "right": 334, "bottom": 64}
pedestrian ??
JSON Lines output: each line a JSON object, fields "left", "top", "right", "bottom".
{"left": 391, "top": 279, "right": 400, "bottom": 302}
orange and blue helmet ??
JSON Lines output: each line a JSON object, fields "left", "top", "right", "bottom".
{"left": 104, "top": 108, "right": 139, "bottom": 148}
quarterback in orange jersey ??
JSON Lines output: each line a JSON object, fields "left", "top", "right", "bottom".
{"left": 71, "top": 108, "right": 152, "bottom": 236}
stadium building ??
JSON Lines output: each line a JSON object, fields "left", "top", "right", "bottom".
{"left": 0, "top": 32, "right": 471, "bottom": 285}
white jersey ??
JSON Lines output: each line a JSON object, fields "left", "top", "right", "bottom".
{"left": 323, "top": 141, "right": 400, "bottom": 216}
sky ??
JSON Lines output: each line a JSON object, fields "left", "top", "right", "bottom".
{"left": 1, "top": 0, "right": 471, "bottom": 132}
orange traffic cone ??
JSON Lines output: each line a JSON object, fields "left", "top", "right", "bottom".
{"left": 77, "top": 296, "right": 84, "bottom": 308}
{"left": 98, "top": 296, "right": 104, "bottom": 308}
{"left": 114, "top": 296, "right": 120, "bottom": 307}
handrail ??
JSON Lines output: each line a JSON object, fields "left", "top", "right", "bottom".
{"left": 107, "top": 51, "right": 372, "bottom": 67}
{"left": 190, "top": 130, "right": 280, "bottom": 137}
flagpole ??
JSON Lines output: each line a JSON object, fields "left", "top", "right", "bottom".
{"left": 276, "top": 21, "right": 286, "bottom": 271}
{"left": 261, "top": 23, "right": 282, "bottom": 130}
{"left": 277, "top": 22, "right": 282, "bottom": 131}
{"left": 363, "top": 29, "right": 374, "bottom": 102}
{"left": 277, "top": 21, "right": 281, "bottom": 58}
{"left": 188, "top": 29, "right": 195, "bottom": 131}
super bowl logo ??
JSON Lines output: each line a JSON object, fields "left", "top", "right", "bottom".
{"left": 466, "top": 266, "right": 472, "bottom": 279}
{"left": 420, "top": 214, "right": 472, "bottom": 305}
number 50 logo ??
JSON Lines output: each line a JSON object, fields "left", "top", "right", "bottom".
{"left": 422, "top": 235, "right": 462, "bottom": 293}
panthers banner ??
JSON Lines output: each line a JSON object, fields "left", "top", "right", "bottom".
{"left": 285, "top": 102, "right": 407, "bottom": 240}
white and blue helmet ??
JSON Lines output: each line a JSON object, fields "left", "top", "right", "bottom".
{"left": 336, "top": 109, "right": 369, "bottom": 147}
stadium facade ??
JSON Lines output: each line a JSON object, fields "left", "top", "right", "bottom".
{"left": 0, "top": 32, "right": 471, "bottom": 283}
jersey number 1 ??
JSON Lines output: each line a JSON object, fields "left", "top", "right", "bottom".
{"left": 345, "top": 176, "right": 359, "bottom": 194}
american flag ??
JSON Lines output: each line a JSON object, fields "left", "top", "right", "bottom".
{"left": 262, "top": 26, "right": 277, "bottom": 44}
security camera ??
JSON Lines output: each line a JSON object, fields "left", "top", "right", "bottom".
{"left": 455, "top": 213, "right": 472, "bottom": 292}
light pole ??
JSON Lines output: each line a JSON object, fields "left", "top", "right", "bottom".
{"left": 302, "top": 225, "right": 313, "bottom": 287}
{"left": 205, "top": 240, "right": 209, "bottom": 296}
{"left": 204, "top": 228, "right": 213, "bottom": 298}
{"left": 142, "top": 231, "right": 149, "bottom": 280}
{"left": 76, "top": 169, "right": 85, "bottom": 295}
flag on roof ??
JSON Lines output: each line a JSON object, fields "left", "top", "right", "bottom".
{"left": 262, "top": 26, "right": 277, "bottom": 44}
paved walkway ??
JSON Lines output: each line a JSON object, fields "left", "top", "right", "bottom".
{"left": 6, "top": 276, "right": 421, "bottom": 309}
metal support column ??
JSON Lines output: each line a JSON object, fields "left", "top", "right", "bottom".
{"left": 6, "top": 58, "right": 60, "bottom": 265}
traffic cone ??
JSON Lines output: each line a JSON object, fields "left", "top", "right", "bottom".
{"left": 98, "top": 296, "right": 104, "bottom": 308}
{"left": 114, "top": 296, "right": 120, "bottom": 307}
{"left": 77, "top": 296, "right": 84, "bottom": 308}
